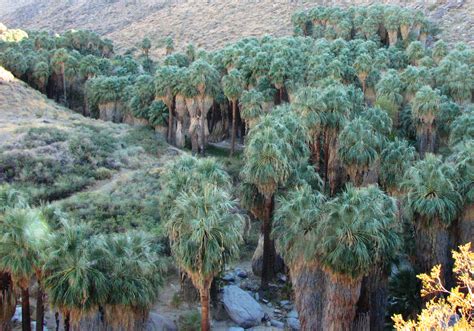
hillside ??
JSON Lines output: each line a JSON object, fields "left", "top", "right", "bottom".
{"left": 1, "top": 0, "right": 473, "bottom": 58}
{"left": 0, "top": 66, "right": 172, "bottom": 233}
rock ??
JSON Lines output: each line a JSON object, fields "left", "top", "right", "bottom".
{"left": 287, "top": 317, "right": 301, "bottom": 331}
{"left": 223, "top": 285, "right": 265, "bottom": 328}
{"left": 287, "top": 310, "right": 298, "bottom": 319}
{"left": 213, "top": 302, "right": 230, "bottom": 321}
{"left": 228, "top": 327, "right": 245, "bottom": 331}
{"left": 267, "top": 302, "right": 272, "bottom": 308}
{"left": 254, "top": 292, "right": 259, "bottom": 301}
{"left": 146, "top": 312, "right": 177, "bottom": 331}
{"left": 261, "top": 298, "right": 269, "bottom": 304}
{"left": 270, "top": 319, "right": 285, "bottom": 329}
{"left": 12, "top": 306, "right": 21, "bottom": 323}
{"left": 273, "top": 309, "right": 282, "bottom": 314}
{"left": 251, "top": 235, "right": 285, "bottom": 277}
{"left": 236, "top": 268, "right": 248, "bottom": 279}
{"left": 222, "top": 272, "right": 236, "bottom": 282}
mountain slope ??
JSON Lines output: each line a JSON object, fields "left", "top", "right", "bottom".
{"left": 1, "top": 0, "right": 472, "bottom": 58}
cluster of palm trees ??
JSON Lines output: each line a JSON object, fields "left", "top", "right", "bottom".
{"left": 1, "top": 4, "right": 473, "bottom": 330}
{"left": 0, "top": 185, "right": 165, "bottom": 331}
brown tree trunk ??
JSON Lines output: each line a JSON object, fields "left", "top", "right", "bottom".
{"left": 61, "top": 63, "right": 67, "bottom": 106}
{"left": 230, "top": 99, "right": 237, "bottom": 156}
{"left": 1, "top": 272, "right": 15, "bottom": 331}
{"left": 415, "top": 216, "right": 451, "bottom": 285}
{"left": 167, "top": 103, "right": 174, "bottom": 144}
{"left": 21, "top": 287, "right": 31, "bottom": 331}
{"left": 200, "top": 287, "right": 211, "bottom": 331}
{"left": 355, "top": 269, "right": 388, "bottom": 331}
{"left": 261, "top": 195, "right": 275, "bottom": 290}
{"left": 64, "top": 312, "right": 70, "bottom": 331}
{"left": 322, "top": 273, "right": 362, "bottom": 331}
{"left": 36, "top": 281, "right": 44, "bottom": 331}
{"left": 290, "top": 261, "right": 326, "bottom": 331}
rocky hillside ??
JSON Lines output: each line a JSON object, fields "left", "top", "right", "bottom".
{"left": 1, "top": 0, "right": 473, "bottom": 58}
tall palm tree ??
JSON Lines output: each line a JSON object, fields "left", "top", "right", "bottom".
{"left": 353, "top": 54, "right": 372, "bottom": 93}
{"left": 160, "top": 156, "right": 243, "bottom": 331}
{"left": 411, "top": 86, "right": 441, "bottom": 157}
{"left": 291, "top": 87, "right": 326, "bottom": 173}
{"left": 316, "top": 185, "right": 400, "bottom": 330}
{"left": 449, "top": 110, "right": 474, "bottom": 148}
{"left": 241, "top": 105, "right": 309, "bottom": 289}
{"left": 0, "top": 208, "right": 50, "bottom": 331}
{"left": 43, "top": 223, "right": 107, "bottom": 331}
{"left": 0, "top": 185, "right": 27, "bottom": 331}
{"left": 51, "top": 48, "right": 70, "bottom": 104}
{"left": 401, "top": 154, "right": 463, "bottom": 280}
{"left": 155, "top": 65, "right": 178, "bottom": 144}
{"left": 32, "top": 61, "right": 50, "bottom": 93}
{"left": 188, "top": 60, "right": 221, "bottom": 154}
{"left": 141, "top": 37, "right": 151, "bottom": 58}
{"left": 273, "top": 183, "right": 326, "bottom": 330}
{"left": 222, "top": 69, "right": 244, "bottom": 155}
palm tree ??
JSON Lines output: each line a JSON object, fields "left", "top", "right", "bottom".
{"left": 449, "top": 111, "right": 474, "bottom": 148}
{"left": 432, "top": 40, "right": 448, "bottom": 64}
{"left": 400, "top": 65, "right": 430, "bottom": 103}
{"left": 141, "top": 37, "right": 151, "bottom": 58}
{"left": 51, "top": 48, "right": 70, "bottom": 104}
{"left": 273, "top": 183, "right": 326, "bottom": 330}
{"left": 338, "top": 117, "right": 382, "bottom": 186}
{"left": 384, "top": 7, "right": 400, "bottom": 47}
{"left": 43, "top": 222, "right": 107, "bottom": 331}
{"left": 406, "top": 41, "right": 425, "bottom": 66}
{"left": 155, "top": 66, "right": 178, "bottom": 144}
{"left": 241, "top": 105, "right": 309, "bottom": 289}
{"left": 32, "top": 61, "right": 50, "bottom": 93}
{"left": 269, "top": 57, "right": 290, "bottom": 103}
{"left": 411, "top": 86, "right": 441, "bottom": 157}
{"left": 160, "top": 156, "right": 243, "bottom": 331}
{"left": 239, "top": 89, "right": 264, "bottom": 131}
{"left": 291, "top": 86, "right": 326, "bottom": 172}
{"left": 379, "top": 138, "right": 417, "bottom": 195}
{"left": 353, "top": 54, "right": 372, "bottom": 93}
{"left": 375, "top": 69, "right": 403, "bottom": 122}
{"left": 316, "top": 185, "right": 400, "bottom": 330}
{"left": 165, "top": 37, "right": 174, "bottom": 56}
{"left": 0, "top": 185, "right": 27, "bottom": 331}
{"left": 0, "top": 208, "right": 50, "bottom": 331}
{"left": 401, "top": 154, "right": 463, "bottom": 280}
{"left": 188, "top": 60, "right": 221, "bottom": 155}
{"left": 320, "top": 83, "right": 351, "bottom": 194}
{"left": 94, "top": 232, "right": 164, "bottom": 330}
{"left": 222, "top": 69, "right": 244, "bottom": 155}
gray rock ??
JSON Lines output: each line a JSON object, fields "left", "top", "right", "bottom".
{"left": 236, "top": 268, "right": 248, "bottom": 279}
{"left": 222, "top": 272, "right": 236, "bottom": 282}
{"left": 254, "top": 292, "right": 260, "bottom": 301}
{"left": 287, "top": 309, "right": 298, "bottom": 319}
{"left": 223, "top": 285, "right": 265, "bottom": 328}
{"left": 146, "top": 312, "right": 177, "bottom": 331}
{"left": 270, "top": 319, "right": 285, "bottom": 329}
{"left": 287, "top": 317, "right": 301, "bottom": 331}
{"left": 228, "top": 327, "right": 245, "bottom": 331}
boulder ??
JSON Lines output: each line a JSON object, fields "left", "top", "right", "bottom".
{"left": 287, "top": 317, "right": 301, "bottom": 331}
{"left": 228, "top": 328, "right": 245, "bottom": 331}
{"left": 270, "top": 319, "right": 284, "bottom": 329}
{"left": 146, "top": 312, "right": 177, "bottom": 331}
{"left": 223, "top": 285, "right": 264, "bottom": 328}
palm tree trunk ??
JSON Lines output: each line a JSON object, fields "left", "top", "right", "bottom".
{"left": 167, "top": 103, "right": 174, "bottom": 144}
{"left": 1, "top": 272, "right": 15, "bottom": 331}
{"left": 61, "top": 63, "right": 67, "bottom": 105}
{"left": 36, "top": 281, "right": 44, "bottom": 331}
{"left": 415, "top": 216, "right": 450, "bottom": 286}
{"left": 21, "top": 287, "right": 31, "bottom": 331}
{"left": 322, "top": 273, "right": 362, "bottom": 331}
{"left": 290, "top": 260, "right": 326, "bottom": 331}
{"left": 355, "top": 269, "right": 388, "bottom": 331}
{"left": 230, "top": 99, "right": 237, "bottom": 156}
{"left": 200, "top": 287, "right": 211, "bottom": 331}
{"left": 261, "top": 195, "right": 275, "bottom": 290}
{"left": 64, "top": 312, "right": 70, "bottom": 331}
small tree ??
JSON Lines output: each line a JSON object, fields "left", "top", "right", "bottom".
{"left": 141, "top": 37, "right": 151, "bottom": 58}
{"left": 393, "top": 243, "right": 474, "bottom": 330}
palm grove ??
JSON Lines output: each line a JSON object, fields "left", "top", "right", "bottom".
{"left": 0, "top": 4, "right": 473, "bottom": 331}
